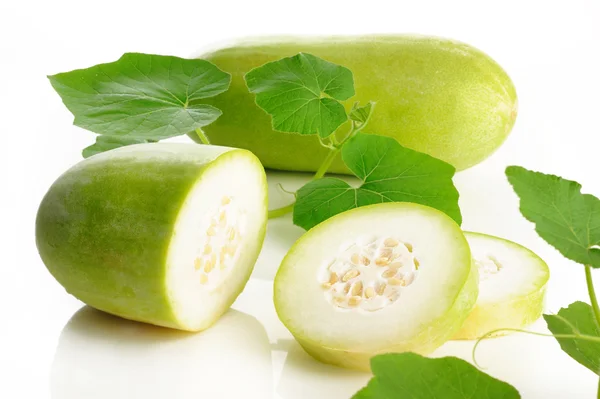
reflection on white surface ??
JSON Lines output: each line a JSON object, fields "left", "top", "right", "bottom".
{"left": 254, "top": 215, "right": 305, "bottom": 281}
{"left": 51, "top": 307, "right": 273, "bottom": 399}
{"left": 233, "top": 279, "right": 372, "bottom": 399}
{"left": 276, "top": 340, "right": 370, "bottom": 399}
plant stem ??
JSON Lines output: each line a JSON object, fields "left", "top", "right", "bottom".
{"left": 472, "top": 327, "right": 600, "bottom": 369}
{"left": 584, "top": 265, "right": 600, "bottom": 399}
{"left": 195, "top": 128, "right": 211, "bottom": 145}
{"left": 267, "top": 204, "right": 295, "bottom": 219}
{"left": 267, "top": 146, "right": 342, "bottom": 219}
{"left": 313, "top": 147, "right": 340, "bottom": 180}
{"left": 267, "top": 113, "right": 370, "bottom": 220}
{"left": 585, "top": 265, "right": 600, "bottom": 328}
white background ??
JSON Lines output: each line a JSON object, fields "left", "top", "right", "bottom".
{"left": 1, "top": 0, "right": 600, "bottom": 398}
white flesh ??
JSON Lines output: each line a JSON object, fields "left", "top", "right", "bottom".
{"left": 275, "top": 203, "right": 472, "bottom": 352}
{"left": 166, "top": 151, "right": 267, "bottom": 331}
{"left": 466, "top": 232, "right": 549, "bottom": 305}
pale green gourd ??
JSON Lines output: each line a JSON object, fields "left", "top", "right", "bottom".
{"left": 192, "top": 35, "right": 517, "bottom": 172}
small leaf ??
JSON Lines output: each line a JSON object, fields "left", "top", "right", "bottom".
{"left": 349, "top": 101, "right": 374, "bottom": 127}
{"left": 544, "top": 301, "right": 600, "bottom": 375}
{"left": 48, "top": 53, "right": 231, "bottom": 140}
{"left": 352, "top": 353, "right": 520, "bottom": 399}
{"left": 245, "top": 53, "right": 354, "bottom": 138}
{"left": 293, "top": 133, "right": 461, "bottom": 230}
{"left": 82, "top": 136, "right": 153, "bottom": 158}
{"left": 506, "top": 166, "right": 600, "bottom": 268}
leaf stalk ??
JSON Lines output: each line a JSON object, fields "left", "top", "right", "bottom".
{"left": 584, "top": 265, "right": 600, "bottom": 397}
{"left": 585, "top": 266, "right": 600, "bottom": 329}
{"left": 267, "top": 107, "right": 373, "bottom": 220}
{"left": 195, "top": 128, "right": 211, "bottom": 145}
{"left": 472, "top": 327, "right": 600, "bottom": 369}
{"left": 267, "top": 204, "right": 295, "bottom": 219}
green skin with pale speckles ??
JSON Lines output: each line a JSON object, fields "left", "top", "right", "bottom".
{"left": 191, "top": 35, "right": 518, "bottom": 172}
{"left": 36, "top": 146, "right": 267, "bottom": 331}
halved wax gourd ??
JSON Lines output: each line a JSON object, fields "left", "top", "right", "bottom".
{"left": 274, "top": 203, "right": 478, "bottom": 371}
{"left": 453, "top": 232, "right": 550, "bottom": 340}
{"left": 36, "top": 143, "right": 267, "bottom": 332}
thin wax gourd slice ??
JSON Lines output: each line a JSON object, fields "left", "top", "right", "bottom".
{"left": 274, "top": 202, "right": 477, "bottom": 371}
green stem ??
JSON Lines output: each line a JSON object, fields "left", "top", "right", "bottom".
{"left": 267, "top": 116, "right": 367, "bottom": 220}
{"left": 313, "top": 147, "right": 340, "bottom": 180}
{"left": 329, "top": 134, "right": 340, "bottom": 146}
{"left": 584, "top": 265, "right": 600, "bottom": 399}
{"left": 268, "top": 146, "right": 341, "bottom": 219}
{"left": 472, "top": 327, "right": 600, "bottom": 369}
{"left": 268, "top": 137, "right": 343, "bottom": 220}
{"left": 195, "top": 128, "right": 210, "bottom": 145}
{"left": 339, "top": 121, "right": 358, "bottom": 144}
{"left": 267, "top": 204, "right": 295, "bottom": 219}
{"left": 585, "top": 265, "right": 600, "bottom": 328}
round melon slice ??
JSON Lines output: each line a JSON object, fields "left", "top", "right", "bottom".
{"left": 36, "top": 143, "right": 267, "bottom": 332}
{"left": 454, "top": 232, "right": 550, "bottom": 340}
{"left": 274, "top": 203, "right": 478, "bottom": 371}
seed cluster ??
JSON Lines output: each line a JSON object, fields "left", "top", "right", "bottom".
{"left": 194, "top": 196, "right": 244, "bottom": 287}
{"left": 475, "top": 255, "right": 502, "bottom": 281}
{"left": 321, "top": 236, "right": 420, "bottom": 312}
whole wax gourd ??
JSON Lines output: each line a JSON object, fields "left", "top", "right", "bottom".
{"left": 192, "top": 35, "right": 517, "bottom": 173}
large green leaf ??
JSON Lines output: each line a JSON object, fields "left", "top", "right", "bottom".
{"left": 244, "top": 53, "right": 354, "bottom": 138}
{"left": 48, "top": 53, "right": 231, "bottom": 140}
{"left": 544, "top": 301, "right": 600, "bottom": 375}
{"left": 353, "top": 353, "right": 520, "bottom": 399}
{"left": 506, "top": 166, "right": 600, "bottom": 268}
{"left": 293, "top": 133, "right": 461, "bottom": 230}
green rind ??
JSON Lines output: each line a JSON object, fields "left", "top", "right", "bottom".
{"left": 453, "top": 232, "right": 550, "bottom": 340}
{"left": 192, "top": 35, "right": 517, "bottom": 172}
{"left": 274, "top": 202, "right": 478, "bottom": 371}
{"left": 36, "top": 144, "right": 265, "bottom": 331}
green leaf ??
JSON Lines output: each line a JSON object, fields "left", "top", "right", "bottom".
{"left": 506, "top": 166, "right": 600, "bottom": 268}
{"left": 48, "top": 53, "right": 231, "bottom": 140}
{"left": 244, "top": 52, "right": 354, "bottom": 138}
{"left": 352, "top": 353, "right": 520, "bottom": 399}
{"left": 293, "top": 133, "right": 461, "bottom": 230}
{"left": 82, "top": 136, "right": 153, "bottom": 158}
{"left": 544, "top": 301, "right": 600, "bottom": 375}
{"left": 349, "top": 101, "right": 374, "bottom": 128}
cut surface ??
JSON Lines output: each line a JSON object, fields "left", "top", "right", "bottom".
{"left": 454, "top": 232, "right": 549, "bottom": 339}
{"left": 166, "top": 150, "right": 267, "bottom": 331}
{"left": 274, "top": 203, "right": 477, "bottom": 370}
